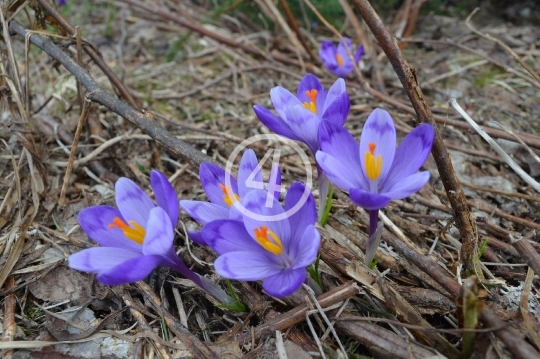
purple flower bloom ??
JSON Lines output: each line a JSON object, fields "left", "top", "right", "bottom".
{"left": 201, "top": 182, "right": 320, "bottom": 298}
{"left": 56, "top": 0, "right": 67, "bottom": 6}
{"left": 68, "top": 171, "right": 183, "bottom": 285}
{"left": 253, "top": 74, "right": 350, "bottom": 154}
{"left": 316, "top": 108, "right": 434, "bottom": 211}
{"left": 319, "top": 38, "right": 364, "bottom": 78}
{"left": 181, "top": 149, "right": 280, "bottom": 246}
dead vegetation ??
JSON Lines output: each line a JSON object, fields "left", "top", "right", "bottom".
{"left": 1, "top": 0, "right": 540, "bottom": 358}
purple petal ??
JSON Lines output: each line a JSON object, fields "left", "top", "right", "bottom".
{"left": 263, "top": 268, "right": 306, "bottom": 298}
{"left": 96, "top": 254, "right": 163, "bottom": 285}
{"left": 150, "top": 170, "right": 179, "bottom": 229}
{"left": 180, "top": 200, "right": 229, "bottom": 225}
{"left": 214, "top": 251, "right": 283, "bottom": 281}
{"left": 336, "top": 37, "right": 353, "bottom": 59}
{"left": 296, "top": 74, "right": 327, "bottom": 117}
{"left": 142, "top": 207, "right": 174, "bottom": 258}
{"left": 241, "top": 190, "right": 291, "bottom": 249}
{"left": 354, "top": 45, "right": 364, "bottom": 63}
{"left": 253, "top": 105, "right": 302, "bottom": 141}
{"left": 321, "top": 91, "right": 350, "bottom": 126}
{"left": 284, "top": 182, "right": 316, "bottom": 243}
{"left": 317, "top": 121, "right": 366, "bottom": 189}
{"left": 319, "top": 41, "right": 338, "bottom": 68}
{"left": 383, "top": 171, "right": 431, "bottom": 200}
{"left": 202, "top": 219, "right": 261, "bottom": 254}
{"left": 290, "top": 225, "right": 320, "bottom": 268}
{"left": 269, "top": 163, "right": 282, "bottom": 201}
{"left": 284, "top": 105, "right": 320, "bottom": 153}
{"left": 359, "top": 108, "right": 396, "bottom": 182}
{"left": 199, "top": 163, "right": 238, "bottom": 208}
{"left": 381, "top": 124, "right": 434, "bottom": 191}
{"left": 322, "top": 78, "right": 346, "bottom": 113}
{"left": 68, "top": 247, "right": 141, "bottom": 273}
{"left": 237, "top": 149, "right": 262, "bottom": 198}
{"left": 115, "top": 178, "right": 155, "bottom": 228}
{"left": 349, "top": 188, "right": 391, "bottom": 210}
{"left": 270, "top": 87, "right": 301, "bottom": 119}
{"left": 78, "top": 205, "right": 142, "bottom": 251}
{"left": 188, "top": 231, "right": 207, "bottom": 246}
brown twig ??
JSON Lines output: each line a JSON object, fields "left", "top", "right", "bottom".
{"left": 36, "top": 0, "right": 139, "bottom": 109}
{"left": 236, "top": 281, "right": 359, "bottom": 344}
{"left": 278, "top": 0, "right": 318, "bottom": 63}
{"left": 58, "top": 98, "right": 91, "bottom": 207}
{"left": 337, "top": 0, "right": 368, "bottom": 48}
{"left": 465, "top": 8, "right": 540, "bottom": 85}
{"left": 135, "top": 282, "right": 219, "bottom": 359}
{"left": 9, "top": 20, "right": 215, "bottom": 168}
{"left": 118, "top": 0, "right": 312, "bottom": 71}
{"left": 511, "top": 230, "right": 540, "bottom": 276}
{"left": 1, "top": 276, "right": 16, "bottom": 359}
{"left": 350, "top": 0, "right": 478, "bottom": 276}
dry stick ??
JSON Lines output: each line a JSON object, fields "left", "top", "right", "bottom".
{"left": 510, "top": 231, "right": 540, "bottom": 277}
{"left": 520, "top": 267, "right": 540, "bottom": 351}
{"left": 449, "top": 99, "right": 540, "bottom": 193}
{"left": 36, "top": 0, "right": 139, "bottom": 109}
{"left": 58, "top": 98, "right": 91, "bottom": 207}
{"left": 118, "top": 0, "right": 313, "bottom": 71}
{"left": 402, "top": 38, "right": 540, "bottom": 90}
{"left": 337, "top": 0, "right": 368, "bottom": 48}
{"left": 278, "top": 0, "right": 318, "bottom": 63}
{"left": 236, "top": 281, "right": 359, "bottom": 344}
{"left": 135, "top": 282, "right": 219, "bottom": 359}
{"left": 351, "top": 210, "right": 540, "bottom": 359}
{"left": 465, "top": 8, "right": 540, "bottom": 85}
{"left": 350, "top": 0, "right": 478, "bottom": 276}
{"left": 10, "top": 21, "right": 215, "bottom": 168}
{"left": 260, "top": 0, "right": 305, "bottom": 71}
{"left": 1, "top": 276, "right": 16, "bottom": 359}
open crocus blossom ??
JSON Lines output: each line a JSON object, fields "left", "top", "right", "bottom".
{"left": 319, "top": 37, "right": 364, "bottom": 78}
{"left": 201, "top": 182, "right": 320, "bottom": 298}
{"left": 316, "top": 108, "right": 434, "bottom": 262}
{"left": 181, "top": 149, "right": 280, "bottom": 246}
{"left": 253, "top": 73, "right": 350, "bottom": 154}
{"left": 69, "top": 170, "right": 233, "bottom": 304}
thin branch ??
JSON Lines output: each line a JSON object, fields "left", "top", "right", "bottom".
{"left": 9, "top": 20, "right": 215, "bottom": 167}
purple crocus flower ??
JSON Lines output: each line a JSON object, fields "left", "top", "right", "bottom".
{"left": 181, "top": 149, "right": 280, "bottom": 246}
{"left": 319, "top": 37, "right": 364, "bottom": 78}
{"left": 56, "top": 0, "right": 67, "bottom": 6}
{"left": 201, "top": 182, "right": 320, "bottom": 298}
{"left": 68, "top": 171, "right": 233, "bottom": 303}
{"left": 253, "top": 73, "right": 350, "bottom": 154}
{"left": 316, "top": 108, "right": 434, "bottom": 262}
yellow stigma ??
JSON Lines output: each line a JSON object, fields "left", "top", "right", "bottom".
{"left": 364, "top": 142, "right": 383, "bottom": 180}
{"left": 301, "top": 89, "right": 318, "bottom": 114}
{"left": 219, "top": 183, "right": 239, "bottom": 207}
{"left": 108, "top": 217, "right": 146, "bottom": 244}
{"left": 335, "top": 54, "right": 344, "bottom": 66}
{"left": 253, "top": 225, "right": 283, "bottom": 255}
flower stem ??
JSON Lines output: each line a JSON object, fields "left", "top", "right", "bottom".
{"left": 365, "top": 209, "right": 383, "bottom": 266}
{"left": 171, "top": 258, "right": 235, "bottom": 305}
{"left": 317, "top": 166, "right": 331, "bottom": 223}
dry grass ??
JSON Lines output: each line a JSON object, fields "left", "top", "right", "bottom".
{"left": 1, "top": 0, "right": 540, "bottom": 358}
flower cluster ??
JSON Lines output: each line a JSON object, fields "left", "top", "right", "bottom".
{"left": 69, "top": 37, "right": 434, "bottom": 303}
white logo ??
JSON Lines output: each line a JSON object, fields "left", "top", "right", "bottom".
{"left": 224, "top": 134, "right": 313, "bottom": 221}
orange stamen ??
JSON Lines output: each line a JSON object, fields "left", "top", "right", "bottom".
{"left": 108, "top": 217, "right": 146, "bottom": 244}
{"left": 335, "top": 54, "right": 344, "bottom": 66}
{"left": 364, "top": 142, "right": 383, "bottom": 181}
{"left": 301, "top": 89, "right": 318, "bottom": 114}
{"left": 368, "top": 142, "right": 376, "bottom": 155}
{"left": 253, "top": 225, "right": 283, "bottom": 255}
{"left": 219, "top": 183, "right": 239, "bottom": 207}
